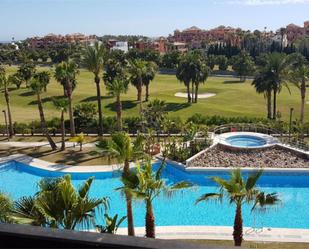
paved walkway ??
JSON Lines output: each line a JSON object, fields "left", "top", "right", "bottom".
{"left": 117, "top": 226, "right": 309, "bottom": 243}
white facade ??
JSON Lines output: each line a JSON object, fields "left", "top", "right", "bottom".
{"left": 111, "top": 41, "right": 128, "bottom": 53}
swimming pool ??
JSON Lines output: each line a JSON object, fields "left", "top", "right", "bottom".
{"left": 1, "top": 160, "right": 309, "bottom": 229}
{"left": 225, "top": 135, "right": 266, "bottom": 147}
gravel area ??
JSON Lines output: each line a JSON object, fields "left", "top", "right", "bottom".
{"left": 189, "top": 145, "right": 309, "bottom": 168}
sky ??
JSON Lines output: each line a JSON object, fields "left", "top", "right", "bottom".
{"left": 1, "top": 0, "right": 309, "bottom": 41}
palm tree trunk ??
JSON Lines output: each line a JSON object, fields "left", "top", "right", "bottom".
{"left": 145, "top": 199, "right": 155, "bottom": 238}
{"left": 186, "top": 82, "right": 191, "bottom": 103}
{"left": 37, "top": 93, "right": 57, "bottom": 150}
{"left": 267, "top": 90, "right": 272, "bottom": 119}
{"left": 67, "top": 93, "right": 76, "bottom": 137}
{"left": 116, "top": 95, "right": 122, "bottom": 131}
{"left": 60, "top": 110, "right": 65, "bottom": 151}
{"left": 95, "top": 76, "right": 103, "bottom": 137}
{"left": 124, "top": 160, "right": 135, "bottom": 236}
{"left": 233, "top": 204, "right": 243, "bottom": 247}
{"left": 195, "top": 83, "right": 199, "bottom": 103}
{"left": 273, "top": 90, "right": 277, "bottom": 120}
{"left": 300, "top": 79, "right": 306, "bottom": 123}
{"left": 145, "top": 83, "right": 149, "bottom": 102}
{"left": 4, "top": 87, "right": 14, "bottom": 137}
{"left": 191, "top": 82, "right": 194, "bottom": 103}
{"left": 139, "top": 78, "right": 143, "bottom": 115}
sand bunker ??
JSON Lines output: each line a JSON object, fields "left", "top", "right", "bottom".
{"left": 174, "top": 92, "right": 216, "bottom": 99}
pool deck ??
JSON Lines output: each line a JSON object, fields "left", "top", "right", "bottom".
{"left": 116, "top": 226, "right": 309, "bottom": 243}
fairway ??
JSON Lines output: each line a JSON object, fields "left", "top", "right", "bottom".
{"left": 0, "top": 66, "right": 307, "bottom": 124}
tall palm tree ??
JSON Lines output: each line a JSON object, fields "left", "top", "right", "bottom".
{"left": 0, "top": 192, "right": 13, "bottom": 223}
{"left": 252, "top": 73, "right": 273, "bottom": 119}
{"left": 105, "top": 76, "right": 129, "bottom": 131}
{"left": 96, "top": 132, "right": 144, "bottom": 236}
{"left": 256, "top": 53, "right": 290, "bottom": 120}
{"left": 144, "top": 61, "right": 158, "bottom": 102}
{"left": 287, "top": 53, "right": 309, "bottom": 123}
{"left": 0, "top": 66, "right": 14, "bottom": 137}
{"left": 118, "top": 159, "right": 191, "bottom": 238}
{"left": 54, "top": 61, "right": 79, "bottom": 136}
{"left": 83, "top": 42, "right": 105, "bottom": 136}
{"left": 193, "top": 62, "right": 209, "bottom": 103}
{"left": 128, "top": 59, "right": 147, "bottom": 114}
{"left": 196, "top": 169, "right": 280, "bottom": 247}
{"left": 13, "top": 175, "right": 105, "bottom": 230}
{"left": 29, "top": 73, "right": 57, "bottom": 150}
{"left": 52, "top": 98, "right": 68, "bottom": 150}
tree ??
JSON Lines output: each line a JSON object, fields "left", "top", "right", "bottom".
{"left": 29, "top": 73, "right": 57, "bottom": 150}
{"left": 144, "top": 61, "right": 158, "bottom": 102}
{"left": 216, "top": 55, "right": 229, "bottom": 71}
{"left": 8, "top": 72, "right": 23, "bottom": 89}
{"left": 105, "top": 75, "right": 129, "bottom": 131}
{"left": 54, "top": 61, "right": 79, "bottom": 136}
{"left": 252, "top": 74, "right": 273, "bottom": 119}
{"left": 0, "top": 192, "right": 13, "bottom": 223}
{"left": 232, "top": 51, "right": 255, "bottom": 81}
{"left": 287, "top": 53, "right": 309, "bottom": 123}
{"left": 13, "top": 175, "right": 105, "bottom": 230}
{"left": 33, "top": 71, "right": 50, "bottom": 92}
{"left": 128, "top": 59, "right": 147, "bottom": 114}
{"left": 52, "top": 98, "right": 68, "bottom": 150}
{"left": 143, "top": 99, "right": 167, "bottom": 139}
{"left": 17, "top": 63, "right": 36, "bottom": 87}
{"left": 176, "top": 53, "right": 195, "bottom": 103}
{"left": 118, "top": 159, "right": 191, "bottom": 238}
{"left": 0, "top": 66, "right": 14, "bottom": 136}
{"left": 83, "top": 42, "right": 106, "bottom": 136}
{"left": 96, "top": 132, "right": 144, "bottom": 236}
{"left": 254, "top": 52, "right": 290, "bottom": 120}
{"left": 193, "top": 62, "right": 209, "bottom": 103}
{"left": 196, "top": 169, "right": 280, "bottom": 247}
{"left": 73, "top": 103, "right": 97, "bottom": 132}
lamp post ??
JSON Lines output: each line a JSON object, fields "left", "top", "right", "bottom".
{"left": 289, "top": 107, "right": 294, "bottom": 143}
{"left": 2, "top": 110, "right": 9, "bottom": 141}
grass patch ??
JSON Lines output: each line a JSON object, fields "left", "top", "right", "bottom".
{"left": 1, "top": 66, "right": 306, "bottom": 123}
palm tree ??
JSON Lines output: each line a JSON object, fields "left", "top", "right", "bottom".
{"left": 0, "top": 192, "right": 13, "bottom": 223}
{"left": 118, "top": 159, "right": 191, "bottom": 238}
{"left": 96, "top": 132, "right": 144, "bottom": 236}
{"left": 52, "top": 98, "right": 68, "bottom": 150}
{"left": 29, "top": 73, "right": 57, "bottom": 150}
{"left": 193, "top": 62, "right": 209, "bottom": 103}
{"left": 17, "top": 63, "right": 36, "bottom": 87}
{"left": 34, "top": 71, "right": 50, "bottom": 92}
{"left": 252, "top": 74, "right": 273, "bottom": 119}
{"left": 144, "top": 61, "right": 158, "bottom": 102}
{"left": 83, "top": 42, "right": 105, "bottom": 136}
{"left": 0, "top": 66, "right": 14, "bottom": 137}
{"left": 54, "top": 61, "right": 79, "bottom": 136}
{"left": 287, "top": 53, "right": 309, "bottom": 123}
{"left": 13, "top": 175, "right": 105, "bottom": 230}
{"left": 196, "top": 169, "right": 280, "bottom": 247}
{"left": 255, "top": 53, "right": 290, "bottom": 120}
{"left": 128, "top": 59, "right": 147, "bottom": 114}
{"left": 105, "top": 76, "right": 129, "bottom": 131}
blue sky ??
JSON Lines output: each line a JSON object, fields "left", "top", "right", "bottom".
{"left": 1, "top": 0, "right": 309, "bottom": 41}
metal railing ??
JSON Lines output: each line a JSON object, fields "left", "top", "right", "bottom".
{"left": 211, "top": 123, "right": 309, "bottom": 152}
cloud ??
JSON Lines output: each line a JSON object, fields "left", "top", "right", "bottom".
{"left": 222, "top": 0, "right": 309, "bottom": 5}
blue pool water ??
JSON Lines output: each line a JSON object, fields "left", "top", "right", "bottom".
{"left": 225, "top": 135, "right": 267, "bottom": 147}
{"left": 1, "top": 161, "right": 309, "bottom": 229}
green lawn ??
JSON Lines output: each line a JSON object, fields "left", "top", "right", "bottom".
{"left": 1, "top": 66, "right": 307, "bottom": 124}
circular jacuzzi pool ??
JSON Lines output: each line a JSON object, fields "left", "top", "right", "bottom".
{"left": 216, "top": 132, "right": 278, "bottom": 150}
{"left": 225, "top": 135, "right": 267, "bottom": 148}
